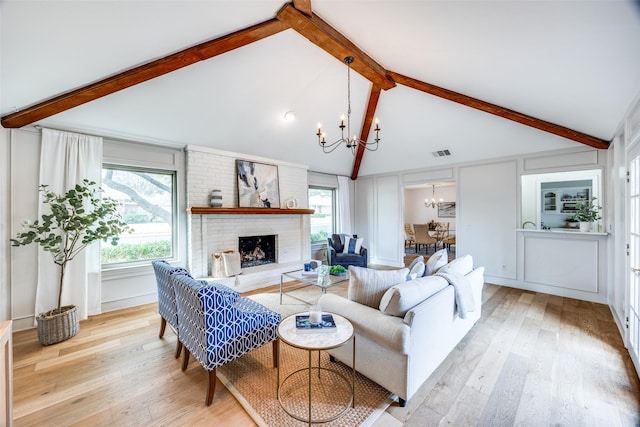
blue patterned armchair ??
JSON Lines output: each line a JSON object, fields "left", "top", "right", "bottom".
{"left": 151, "top": 260, "right": 192, "bottom": 358}
{"left": 171, "top": 272, "right": 281, "bottom": 405}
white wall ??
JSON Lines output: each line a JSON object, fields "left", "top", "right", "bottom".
{"left": 459, "top": 160, "right": 518, "bottom": 280}
{"left": 8, "top": 129, "right": 41, "bottom": 329}
{"left": 0, "top": 128, "right": 10, "bottom": 321}
{"left": 356, "top": 146, "right": 612, "bottom": 304}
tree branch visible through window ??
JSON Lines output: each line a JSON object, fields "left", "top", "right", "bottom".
{"left": 103, "top": 170, "right": 171, "bottom": 224}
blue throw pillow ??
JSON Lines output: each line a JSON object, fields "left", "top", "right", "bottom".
{"left": 406, "top": 256, "right": 425, "bottom": 280}
{"left": 342, "top": 237, "right": 363, "bottom": 254}
{"left": 331, "top": 234, "right": 344, "bottom": 252}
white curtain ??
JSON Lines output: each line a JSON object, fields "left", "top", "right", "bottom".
{"left": 35, "top": 128, "right": 103, "bottom": 320}
{"left": 336, "top": 175, "right": 352, "bottom": 234}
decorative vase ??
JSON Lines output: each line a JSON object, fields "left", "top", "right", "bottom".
{"left": 209, "top": 189, "right": 223, "bottom": 208}
{"left": 36, "top": 305, "right": 79, "bottom": 346}
{"left": 579, "top": 221, "right": 592, "bottom": 232}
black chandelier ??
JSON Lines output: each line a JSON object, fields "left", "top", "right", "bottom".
{"left": 316, "top": 56, "right": 380, "bottom": 154}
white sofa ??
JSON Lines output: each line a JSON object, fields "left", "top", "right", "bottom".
{"left": 318, "top": 253, "right": 484, "bottom": 406}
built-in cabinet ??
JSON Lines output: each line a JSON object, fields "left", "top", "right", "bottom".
{"left": 541, "top": 179, "right": 592, "bottom": 228}
{"left": 542, "top": 181, "right": 591, "bottom": 214}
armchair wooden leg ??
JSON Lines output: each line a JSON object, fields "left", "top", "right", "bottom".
{"left": 182, "top": 347, "right": 190, "bottom": 371}
{"left": 159, "top": 317, "right": 167, "bottom": 338}
{"left": 206, "top": 369, "right": 216, "bottom": 406}
{"left": 174, "top": 340, "right": 183, "bottom": 359}
{"left": 272, "top": 339, "right": 279, "bottom": 368}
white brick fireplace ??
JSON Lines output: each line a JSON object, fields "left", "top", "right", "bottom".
{"left": 186, "top": 145, "right": 311, "bottom": 292}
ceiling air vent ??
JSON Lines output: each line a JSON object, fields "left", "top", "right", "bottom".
{"left": 432, "top": 149, "right": 451, "bottom": 158}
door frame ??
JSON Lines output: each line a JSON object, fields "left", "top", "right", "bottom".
{"left": 626, "top": 139, "right": 640, "bottom": 376}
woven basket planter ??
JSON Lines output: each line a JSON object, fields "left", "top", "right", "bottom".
{"left": 36, "top": 305, "right": 79, "bottom": 346}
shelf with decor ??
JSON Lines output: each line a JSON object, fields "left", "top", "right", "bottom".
{"left": 540, "top": 179, "right": 594, "bottom": 228}
{"left": 190, "top": 207, "right": 314, "bottom": 215}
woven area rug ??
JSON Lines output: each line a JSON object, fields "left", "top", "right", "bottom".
{"left": 216, "top": 288, "right": 394, "bottom": 426}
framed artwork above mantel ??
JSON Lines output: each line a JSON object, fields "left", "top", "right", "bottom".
{"left": 236, "top": 159, "right": 280, "bottom": 208}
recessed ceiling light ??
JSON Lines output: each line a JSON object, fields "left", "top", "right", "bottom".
{"left": 284, "top": 111, "right": 296, "bottom": 121}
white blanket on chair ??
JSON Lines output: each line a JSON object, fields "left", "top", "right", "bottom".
{"left": 434, "top": 270, "right": 475, "bottom": 319}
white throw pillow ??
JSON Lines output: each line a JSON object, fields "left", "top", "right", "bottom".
{"left": 424, "top": 248, "right": 448, "bottom": 275}
{"left": 439, "top": 254, "right": 474, "bottom": 276}
{"left": 347, "top": 266, "right": 409, "bottom": 309}
{"left": 222, "top": 251, "right": 241, "bottom": 277}
{"left": 379, "top": 275, "right": 449, "bottom": 317}
{"left": 342, "top": 237, "right": 364, "bottom": 254}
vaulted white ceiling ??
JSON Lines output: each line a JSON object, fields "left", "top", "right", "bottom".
{"left": 2, "top": 1, "right": 640, "bottom": 177}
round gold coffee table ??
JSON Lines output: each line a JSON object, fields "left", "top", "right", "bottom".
{"left": 277, "top": 312, "right": 355, "bottom": 425}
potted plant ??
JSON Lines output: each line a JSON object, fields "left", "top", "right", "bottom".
{"left": 573, "top": 197, "right": 602, "bottom": 232}
{"left": 564, "top": 214, "right": 579, "bottom": 229}
{"left": 11, "top": 179, "right": 131, "bottom": 345}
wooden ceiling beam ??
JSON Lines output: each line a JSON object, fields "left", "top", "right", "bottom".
{"left": 293, "top": 0, "right": 313, "bottom": 17}
{"left": 388, "top": 70, "right": 609, "bottom": 150}
{"left": 1, "top": 19, "right": 288, "bottom": 129}
{"left": 351, "top": 85, "right": 382, "bottom": 180}
{"left": 276, "top": 3, "right": 395, "bottom": 90}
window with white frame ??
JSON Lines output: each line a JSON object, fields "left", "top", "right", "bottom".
{"left": 309, "top": 186, "right": 336, "bottom": 242}
{"left": 100, "top": 165, "right": 176, "bottom": 266}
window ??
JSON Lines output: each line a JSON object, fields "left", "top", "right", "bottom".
{"left": 101, "top": 166, "right": 176, "bottom": 266}
{"left": 309, "top": 186, "right": 336, "bottom": 242}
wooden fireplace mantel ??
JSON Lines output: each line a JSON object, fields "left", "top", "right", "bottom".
{"left": 190, "top": 207, "right": 314, "bottom": 215}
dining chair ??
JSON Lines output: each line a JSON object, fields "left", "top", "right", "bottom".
{"left": 438, "top": 223, "right": 450, "bottom": 247}
{"left": 443, "top": 233, "right": 456, "bottom": 250}
{"left": 404, "top": 224, "right": 416, "bottom": 248}
{"left": 413, "top": 224, "right": 437, "bottom": 253}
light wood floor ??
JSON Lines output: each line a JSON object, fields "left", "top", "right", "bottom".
{"left": 11, "top": 281, "right": 640, "bottom": 426}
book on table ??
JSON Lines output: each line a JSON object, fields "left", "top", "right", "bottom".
{"left": 295, "top": 314, "right": 337, "bottom": 332}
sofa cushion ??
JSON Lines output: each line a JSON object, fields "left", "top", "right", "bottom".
{"left": 406, "top": 256, "right": 425, "bottom": 280}
{"left": 439, "top": 254, "right": 473, "bottom": 276}
{"left": 348, "top": 266, "right": 409, "bottom": 309}
{"left": 319, "top": 293, "right": 411, "bottom": 354}
{"left": 379, "top": 275, "right": 449, "bottom": 317}
{"left": 424, "top": 248, "right": 448, "bottom": 275}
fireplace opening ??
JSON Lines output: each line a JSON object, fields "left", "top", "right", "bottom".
{"left": 239, "top": 234, "right": 277, "bottom": 268}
